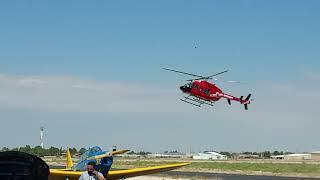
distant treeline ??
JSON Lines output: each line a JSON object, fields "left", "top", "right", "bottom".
{"left": 127, "top": 151, "right": 152, "bottom": 155}
{"left": 127, "top": 150, "right": 295, "bottom": 158}
{"left": 227, "top": 151, "right": 294, "bottom": 158}
{"left": 0, "top": 145, "right": 87, "bottom": 157}
{"left": 211, "top": 151, "right": 294, "bottom": 158}
{"left": 1, "top": 146, "right": 295, "bottom": 158}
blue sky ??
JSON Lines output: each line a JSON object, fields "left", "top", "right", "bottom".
{"left": 0, "top": 1, "right": 320, "bottom": 152}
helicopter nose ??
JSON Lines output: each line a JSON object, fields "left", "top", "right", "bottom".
{"left": 180, "top": 86, "right": 190, "bottom": 93}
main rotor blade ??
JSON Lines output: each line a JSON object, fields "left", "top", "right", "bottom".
{"left": 187, "top": 70, "right": 229, "bottom": 81}
{"left": 206, "top": 70, "right": 229, "bottom": 78}
{"left": 163, "top": 68, "right": 203, "bottom": 78}
{"left": 187, "top": 77, "right": 206, "bottom": 81}
{"left": 226, "top": 80, "right": 242, "bottom": 83}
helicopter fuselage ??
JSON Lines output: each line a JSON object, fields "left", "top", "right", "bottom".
{"left": 163, "top": 68, "right": 251, "bottom": 110}
{"left": 180, "top": 80, "right": 223, "bottom": 101}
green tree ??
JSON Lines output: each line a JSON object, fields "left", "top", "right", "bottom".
{"left": 69, "top": 148, "right": 77, "bottom": 155}
{"left": 33, "top": 146, "right": 44, "bottom": 156}
{"left": 19, "top": 145, "right": 32, "bottom": 154}
{"left": 1, "top": 147, "right": 9, "bottom": 152}
{"left": 262, "top": 151, "right": 271, "bottom": 158}
{"left": 220, "top": 151, "right": 231, "bottom": 157}
{"left": 127, "top": 151, "right": 135, "bottom": 154}
{"left": 137, "top": 151, "right": 151, "bottom": 156}
{"left": 79, "top": 148, "right": 87, "bottom": 154}
{"left": 273, "top": 151, "right": 281, "bottom": 156}
{"left": 48, "top": 146, "right": 60, "bottom": 156}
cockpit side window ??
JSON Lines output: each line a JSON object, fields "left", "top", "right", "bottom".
{"left": 89, "top": 146, "right": 102, "bottom": 156}
{"left": 204, "top": 89, "right": 210, "bottom": 95}
{"left": 187, "top": 83, "right": 193, "bottom": 88}
{"left": 91, "top": 147, "right": 99, "bottom": 153}
{"left": 79, "top": 151, "right": 89, "bottom": 162}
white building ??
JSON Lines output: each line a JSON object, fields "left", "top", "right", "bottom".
{"left": 311, "top": 151, "right": 320, "bottom": 161}
{"left": 284, "top": 154, "right": 311, "bottom": 160}
{"left": 193, "top": 151, "right": 227, "bottom": 160}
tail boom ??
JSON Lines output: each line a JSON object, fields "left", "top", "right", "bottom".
{"left": 220, "top": 93, "right": 251, "bottom": 110}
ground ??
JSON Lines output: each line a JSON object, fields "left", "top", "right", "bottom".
{"left": 45, "top": 157, "right": 320, "bottom": 179}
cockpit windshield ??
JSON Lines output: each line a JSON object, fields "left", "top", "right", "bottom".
{"left": 79, "top": 151, "right": 89, "bottom": 162}
{"left": 185, "top": 82, "right": 193, "bottom": 88}
{"left": 79, "top": 146, "right": 102, "bottom": 162}
{"left": 90, "top": 146, "right": 102, "bottom": 154}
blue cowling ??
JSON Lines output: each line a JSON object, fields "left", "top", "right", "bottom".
{"left": 96, "top": 156, "right": 113, "bottom": 176}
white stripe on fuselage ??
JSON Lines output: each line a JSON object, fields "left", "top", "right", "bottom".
{"left": 210, "top": 92, "right": 220, "bottom": 98}
{"left": 210, "top": 92, "right": 234, "bottom": 99}
{"left": 223, "top": 94, "right": 234, "bottom": 99}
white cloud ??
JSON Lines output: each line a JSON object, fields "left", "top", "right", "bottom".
{"left": 304, "top": 72, "right": 320, "bottom": 81}
{"left": 1, "top": 73, "right": 319, "bottom": 115}
{"left": 16, "top": 77, "right": 48, "bottom": 88}
{"left": 0, "top": 74, "right": 180, "bottom": 113}
{"left": 1, "top": 72, "right": 320, "bottom": 151}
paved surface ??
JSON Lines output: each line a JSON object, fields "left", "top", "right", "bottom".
{"left": 155, "top": 170, "right": 320, "bottom": 180}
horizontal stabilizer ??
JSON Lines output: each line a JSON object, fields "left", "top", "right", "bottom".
{"left": 88, "top": 149, "right": 130, "bottom": 160}
{"left": 245, "top": 94, "right": 251, "bottom": 101}
{"left": 111, "top": 149, "right": 130, "bottom": 156}
{"left": 240, "top": 96, "right": 243, "bottom": 104}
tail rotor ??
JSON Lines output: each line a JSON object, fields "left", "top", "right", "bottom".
{"left": 240, "top": 94, "right": 251, "bottom": 110}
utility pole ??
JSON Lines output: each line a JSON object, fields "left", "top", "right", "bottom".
{"left": 40, "top": 127, "right": 44, "bottom": 149}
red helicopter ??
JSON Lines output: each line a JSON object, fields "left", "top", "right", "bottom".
{"left": 164, "top": 68, "right": 252, "bottom": 110}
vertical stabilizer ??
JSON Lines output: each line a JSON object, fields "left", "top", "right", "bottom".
{"left": 66, "top": 149, "right": 73, "bottom": 169}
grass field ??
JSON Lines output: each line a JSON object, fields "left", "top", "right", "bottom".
{"left": 112, "top": 160, "right": 320, "bottom": 177}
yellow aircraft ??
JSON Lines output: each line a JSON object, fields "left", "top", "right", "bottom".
{"left": 49, "top": 146, "right": 191, "bottom": 180}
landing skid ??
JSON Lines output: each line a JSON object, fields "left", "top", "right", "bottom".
{"left": 180, "top": 96, "right": 214, "bottom": 107}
